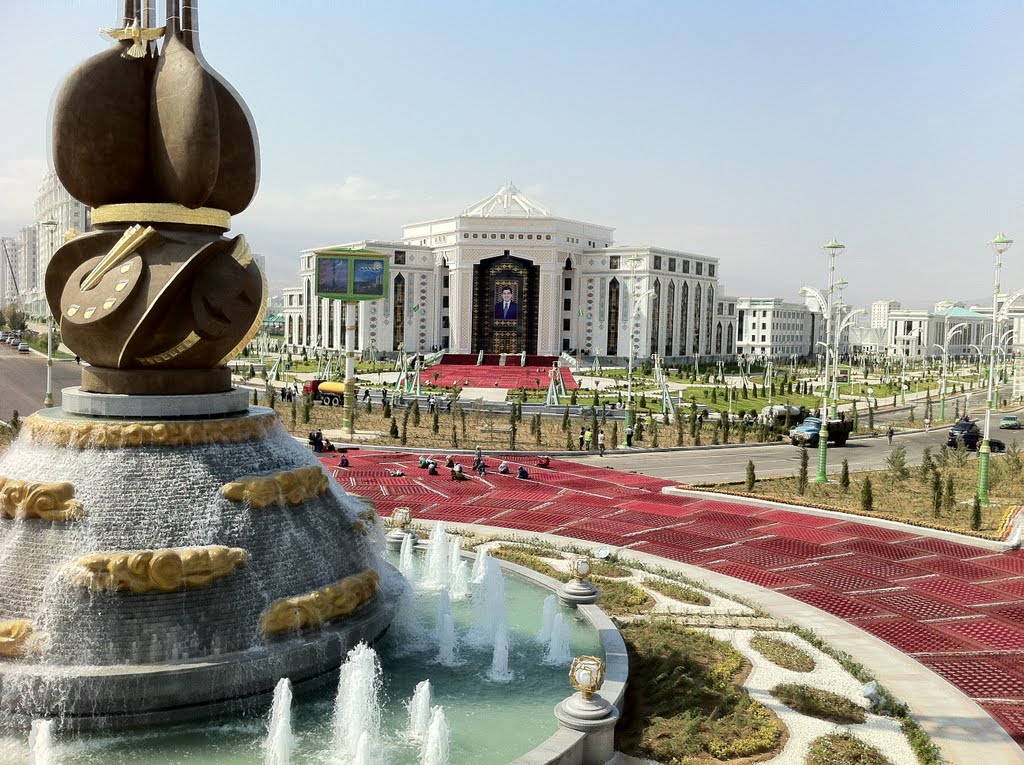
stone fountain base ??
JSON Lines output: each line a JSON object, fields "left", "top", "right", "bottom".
{"left": 0, "top": 394, "right": 399, "bottom": 730}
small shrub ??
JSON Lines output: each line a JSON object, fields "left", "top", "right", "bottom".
{"left": 885, "top": 444, "right": 909, "bottom": 482}
{"left": 797, "top": 446, "right": 809, "bottom": 495}
{"left": 943, "top": 474, "right": 955, "bottom": 511}
{"left": 806, "top": 732, "right": 894, "bottom": 765}
{"left": 860, "top": 477, "right": 874, "bottom": 512}
{"left": 772, "top": 683, "right": 866, "bottom": 724}
{"left": 972, "top": 494, "right": 982, "bottom": 530}
{"left": 840, "top": 458, "right": 850, "bottom": 492}
{"left": 750, "top": 634, "right": 816, "bottom": 672}
{"left": 643, "top": 578, "right": 711, "bottom": 606}
{"left": 930, "top": 470, "right": 942, "bottom": 517}
{"left": 745, "top": 460, "right": 756, "bottom": 491}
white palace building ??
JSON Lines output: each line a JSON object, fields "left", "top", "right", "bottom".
{"left": 282, "top": 184, "right": 737, "bottom": 362}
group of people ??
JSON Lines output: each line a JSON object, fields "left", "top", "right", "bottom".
{"left": 307, "top": 430, "right": 336, "bottom": 453}
{"left": 577, "top": 427, "right": 607, "bottom": 456}
{"left": 415, "top": 449, "right": 532, "bottom": 480}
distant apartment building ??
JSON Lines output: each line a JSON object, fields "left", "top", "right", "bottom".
{"left": 26, "top": 172, "right": 91, "bottom": 316}
{"left": 0, "top": 237, "right": 18, "bottom": 307}
{"left": 870, "top": 300, "right": 900, "bottom": 329}
{"left": 735, "top": 297, "right": 822, "bottom": 359}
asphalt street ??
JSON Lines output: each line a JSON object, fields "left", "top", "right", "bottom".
{"left": 569, "top": 395, "right": 1024, "bottom": 484}
{"left": 0, "top": 343, "right": 81, "bottom": 422}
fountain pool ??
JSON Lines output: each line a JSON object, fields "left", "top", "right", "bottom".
{"left": 0, "top": 548, "right": 604, "bottom": 764}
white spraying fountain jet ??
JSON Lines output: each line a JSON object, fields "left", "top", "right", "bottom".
{"left": 487, "top": 621, "right": 514, "bottom": 683}
{"left": 28, "top": 720, "right": 55, "bottom": 765}
{"left": 421, "top": 706, "right": 451, "bottom": 765}
{"left": 470, "top": 546, "right": 489, "bottom": 584}
{"left": 447, "top": 535, "right": 462, "bottom": 576}
{"left": 544, "top": 613, "right": 572, "bottom": 666}
{"left": 474, "top": 556, "right": 508, "bottom": 645}
{"left": 263, "top": 678, "right": 293, "bottom": 765}
{"left": 332, "top": 643, "right": 383, "bottom": 763}
{"left": 399, "top": 533, "right": 416, "bottom": 578}
{"left": 435, "top": 590, "right": 460, "bottom": 666}
{"left": 450, "top": 560, "right": 470, "bottom": 601}
{"left": 537, "top": 594, "right": 556, "bottom": 644}
{"left": 424, "top": 521, "right": 450, "bottom": 590}
{"left": 353, "top": 730, "right": 373, "bottom": 765}
{"left": 406, "top": 679, "right": 433, "bottom": 741}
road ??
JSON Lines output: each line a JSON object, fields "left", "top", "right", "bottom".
{"left": 569, "top": 400, "right": 1024, "bottom": 484}
{"left": 0, "top": 343, "right": 82, "bottom": 422}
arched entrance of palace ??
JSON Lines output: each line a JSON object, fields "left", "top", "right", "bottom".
{"left": 472, "top": 254, "right": 539, "bottom": 354}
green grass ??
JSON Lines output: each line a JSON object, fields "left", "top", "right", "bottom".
{"left": 805, "top": 733, "right": 894, "bottom": 765}
{"left": 749, "top": 633, "right": 816, "bottom": 672}
{"left": 591, "top": 578, "right": 655, "bottom": 615}
{"left": 772, "top": 683, "right": 866, "bottom": 724}
{"left": 616, "top": 620, "right": 783, "bottom": 764}
{"left": 487, "top": 546, "right": 567, "bottom": 581}
{"left": 642, "top": 577, "right": 712, "bottom": 606}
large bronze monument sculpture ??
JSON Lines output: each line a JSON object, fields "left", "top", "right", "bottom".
{"left": 0, "top": 0, "right": 398, "bottom": 729}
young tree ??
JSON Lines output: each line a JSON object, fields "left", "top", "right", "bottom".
{"left": 919, "top": 446, "right": 934, "bottom": 484}
{"left": 867, "top": 403, "right": 875, "bottom": 430}
{"left": 432, "top": 409, "right": 440, "bottom": 434}
{"left": 931, "top": 470, "right": 942, "bottom": 517}
{"left": 797, "top": 446, "right": 809, "bottom": 495}
{"left": 389, "top": 417, "right": 399, "bottom": 439}
{"left": 252, "top": 388, "right": 258, "bottom": 405}
{"left": 562, "top": 406, "right": 570, "bottom": 431}
{"left": 411, "top": 399, "right": 421, "bottom": 427}
{"left": 885, "top": 444, "right": 909, "bottom": 482}
{"left": 971, "top": 494, "right": 982, "bottom": 530}
{"left": 651, "top": 421, "right": 659, "bottom": 448}
{"left": 860, "top": 477, "right": 874, "bottom": 512}
{"left": 943, "top": 474, "right": 955, "bottom": 512}
{"left": 302, "top": 394, "right": 312, "bottom": 424}
{"left": 401, "top": 408, "right": 409, "bottom": 445}
{"left": 611, "top": 422, "right": 619, "bottom": 450}
{"left": 745, "top": 460, "right": 756, "bottom": 491}
{"left": 840, "top": 458, "right": 850, "bottom": 491}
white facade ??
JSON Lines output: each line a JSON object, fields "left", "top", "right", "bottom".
{"left": 0, "top": 237, "right": 19, "bottom": 308}
{"left": 27, "top": 172, "right": 91, "bottom": 316}
{"left": 735, "top": 297, "right": 822, "bottom": 359}
{"left": 871, "top": 300, "right": 900, "bottom": 329}
{"left": 282, "top": 184, "right": 735, "bottom": 361}
{"left": 885, "top": 307, "right": 989, "bottom": 358}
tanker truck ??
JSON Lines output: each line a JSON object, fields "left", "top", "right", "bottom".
{"left": 302, "top": 379, "right": 346, "bottom": 406}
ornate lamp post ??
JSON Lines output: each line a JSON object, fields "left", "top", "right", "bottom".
{"left": 39, "top": 218, "right": 59, "bottom": 407}
{"left": 800, "top": 238, "right": 845, "bottom": 483}
{"left": 935, "top": 322, "right": 967, "bottom": 421}
{"left": 979, "top": 233, "right": 1013, "bottom": 505}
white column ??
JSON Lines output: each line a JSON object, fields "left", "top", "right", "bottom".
{"left": 449, "top": 263, "right": 474, "bottom": 354}
{"left": 538, "top": 264, "right": 561, "bottom": 355}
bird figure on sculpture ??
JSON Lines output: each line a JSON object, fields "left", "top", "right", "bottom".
{"left": 101, "top": 19, "right": 165, "bottom": 59}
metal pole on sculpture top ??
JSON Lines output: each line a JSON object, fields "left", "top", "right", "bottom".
{"left": 344, "top": 301, "right": 356, "bottom": 438}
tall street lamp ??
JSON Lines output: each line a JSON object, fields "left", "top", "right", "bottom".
{"left": 39, "top": 218, "right": 59, "bottom": 407}
{"left": 800, "top": 238, "right": 845, "bottom": 483}
{"left": 979, "top": 233, "right": 1013, "bottom": 505}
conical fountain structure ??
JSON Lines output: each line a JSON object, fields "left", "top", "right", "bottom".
{"left": 0, "top": 0, "right": 398, "bottom": 730}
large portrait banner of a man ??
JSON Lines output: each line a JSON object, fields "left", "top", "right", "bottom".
{"left": 493, "top": 281, "right": 521, "bottom": 325}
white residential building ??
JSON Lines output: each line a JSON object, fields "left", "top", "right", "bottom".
{"left": 885, "top": 306, "right": 989, "bottom": 358}
{"left": 282, "top": 184, "right": 736, "bottom": 361}
{"left": 735, "top": 297, "right": 823, "bottom": 360}
{"left": 871, "top": 300, "right": 900, "bottom": 329}
{"left": 27, "top": 172, "right": 91, "bottom": 317}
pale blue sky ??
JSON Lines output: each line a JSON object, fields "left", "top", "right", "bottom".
{"left": 1, "top": 1, "right": 1022, "bottom": 305}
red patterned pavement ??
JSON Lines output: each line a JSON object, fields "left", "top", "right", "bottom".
{"left": 322, "top": 449, "right": 1024, "bottom": 749}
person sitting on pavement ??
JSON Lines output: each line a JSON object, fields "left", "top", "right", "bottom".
{"left": 323, "top": 439, "right": 336, "bottom": 452}
{"left": 427, "top": 461, "right": 439, "bottom": 476}
{"left": 338, "top": 454, "right": 350, "bottom": 468}
{"left": 451, "top": 463, "right": 468, "bottom": 481}
{"left": 476, "top": 460, "right": 486, "bottom": 476}
{"left": 536, "top": 456, "right": 551, "bottom": 468}
{"left": 418, "top": 455, "right": 429, "bottom": 469}
{"left": 445, "top": 454, "right": 455, "bottom": 468}
{"left": 516, "top": 465, "right": 530, "bottom": 480}
{"left": 498, "top": 461, "right": 511, "bottom": 474}
{"left": 388, "top": 468, "right": 405, "bottom": 477}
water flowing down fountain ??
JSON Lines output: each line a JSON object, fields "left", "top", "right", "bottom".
{"left": 487, "top": 622, "right": 514, "bottom": 683}
{"left": 537, "top": 594, "right": 557, "bottom": 644}
{"left": 0, "top": 0, "right": 399, "bottom": 729}
{"left": 28, "top": 719, "right": 55, "bottom": 765}
{"left": 424, "top": 522, "right": 450, "bottom": 590}
{"left": 263, "top": 678, "right": 293, "bottom": 765}
{"left": 353, "top": 731, "right": 373, "bottom": 765}
{"left": 406, "top": 680, "right": 433, "bottom": 741}
{"left": 447, "top": 536, "right": 461, "bottom": 579}
{"left": 450, "top": 560, "right": 470, "bottom": 601}
{"left": 332, "top": 644, "right": 383, "bottom": 763}
{"left": 421, "top": 707, "right": 450, "bottom": 765}
{"left": 544, "top": 614, "right": 572, "bottom": 666}
{"left": 399, "top": 534, "right": 416, "bottom": 578}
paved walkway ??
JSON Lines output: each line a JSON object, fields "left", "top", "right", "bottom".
{"left": 323, "top": 449, "right": 1024, "bottom": 762}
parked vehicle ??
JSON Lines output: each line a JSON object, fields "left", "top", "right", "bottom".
{"left": 789, "top": 415, "right": 853, "bottom": 447}
{"left": 302, "top": 379, "right": 346, "bottom": 406}
{"left": 1000, "top": 415, "right": 1022, "bottom": 430}
{"left": 17, "top": 342, "right": 29, "bottom": 353}
{"left": 946, "top": 421, "right": 1006, "bottom": 451}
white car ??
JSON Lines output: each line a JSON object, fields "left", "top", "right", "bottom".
{"left": 17, "top": 342, "right": 29, "bottom": 353}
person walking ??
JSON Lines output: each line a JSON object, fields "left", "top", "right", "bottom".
{"left": 597, "top": 429, "right": 605, "bottom": 456}
{"left": 625, "top": 425, "right": 634, "bottom": 447}
{"left": 578, "top": 426, "right": 585, "bottom": 450}
{"left": 886, "top": 426, "right": 894, "bottom": 445}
